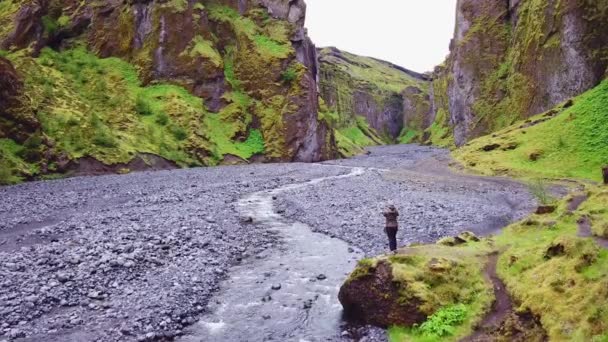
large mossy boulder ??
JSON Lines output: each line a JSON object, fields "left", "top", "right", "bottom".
{"left": 338, "top": 259, "right": 427, "bottom": 328}
{"left": 338, "top": 245, "right": 493, "bottom": 329}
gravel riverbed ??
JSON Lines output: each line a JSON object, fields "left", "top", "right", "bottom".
{"left": 0, "top": 145, "right": 535, "bottom": 341}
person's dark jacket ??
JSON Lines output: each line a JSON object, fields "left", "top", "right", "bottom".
{"left": 383, "top": 208, "right": 399, "bottom": 229}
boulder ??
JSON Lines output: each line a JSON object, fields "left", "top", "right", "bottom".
{"left": 338, "top": 260, "right": 427, "bottom": 328}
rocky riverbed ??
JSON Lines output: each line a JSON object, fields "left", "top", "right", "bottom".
{"left": 277, "top": 145, "right": 535, "bottom": 256}
{"left": 0, "top": 145, "right": 535, "bottom": 341}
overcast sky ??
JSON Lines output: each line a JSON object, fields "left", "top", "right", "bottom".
{"left": 305, "top": 1, "right": 458, "bottom": 73}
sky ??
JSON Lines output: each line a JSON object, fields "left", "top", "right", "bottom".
{"left": 305, "top": 1, "right": 458, "bottom": 73}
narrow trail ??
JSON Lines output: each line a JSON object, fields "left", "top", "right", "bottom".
{"left": 179, "top": 167, "right": 368, "bottom": 342}
{"left": 461, "top": 253, "right": 512, "bottom": 342}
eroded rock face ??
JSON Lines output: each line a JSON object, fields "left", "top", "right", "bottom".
{"left": 0, "top": 57, "right": 38, "bottom": 143}
{"left": 318, "top": 47, "right": 431, "bottom": 142}
{"left": 338, "top": 260, "right": 427, "bottom": 328}
{"left": 433, "top": 0, "right": 608, "bottom": 146}
{"left": 0, "top": 0, "right": 333, "bottom": 166}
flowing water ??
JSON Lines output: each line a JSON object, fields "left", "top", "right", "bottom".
{"left": 180, "top": 168, "right": 367, "bottom": 342}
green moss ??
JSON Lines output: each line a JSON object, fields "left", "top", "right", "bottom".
{"left": 454, "top": 79, "right": 608, "bottom": 182}
{"left": 338, "top": 116, "right": 384, "bottom": 148}
{"left": 494, "top": 190, "right": 608, "bottom": 341}
{"left": 377, "top": 242, "right": 494, "bottom": 342}
{"left": 204, "top": 114, "right": 265, "bottom": 160}
{"left": 578, "top": 189, "right": 608, "bottom": 238}
{"left": 185, "top": 35, "right": 222, "bottom": 67}
{"left": 253, "top": 34, "right": 291, "bottom": 59}
{"left": 207, "top": 4, "right": 257, "bottom": 37}
{"left": 346, "top": 258, "right": 378, "bottom": 282}
{"left": 334, "top": 129, "right": 365, "bottom": 158}
{"left": 424, "top": 70, "right": 455, "bottom": 147}
{"left": 0, "top": 0, "right": 20, "bottom": 40}
{"left": 163, "top": 0, "right": 189, "bottom": 13}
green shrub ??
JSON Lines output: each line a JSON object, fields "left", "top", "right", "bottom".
{"left": 281, "top": 66, "right": 298, "bottom": 83}
{"left": 135, "top": 96, "right": 154, "bottom": 116}
{"left": 155, "top": 112, "right": 169, "bottom": 126}
{"left": 527, "top": 178, "right": 555, "bottom": 205}
{"left": 416, "top": 304, "right": 468, "bottom": 338}
{"left": 171, "top": 126, "right": 188, "bottom": 141}
{"left": 92, "top": 132, "right": 118, "bottom": 148}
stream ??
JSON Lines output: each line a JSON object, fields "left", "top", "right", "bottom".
{"left": 180, "top": 167, "right": 367, "bottom": 342}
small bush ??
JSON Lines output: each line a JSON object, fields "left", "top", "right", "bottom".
{"left": 135, "top": 96, "right": 154, "bottom": 116}
{"left": 92, "top": 132, "right": 118, "bottom": 148}
{"left": 527, "top": 178, "right": 556, "bottom": 205}
{"left": 171, "top": 126, "right": 188, "bottom": 141}
{"left": 416, "top": 304, "right": 468, "bottom": 338}
{"left": 281, "top": 66, "right": 298, "bottom": 84}
{"left": 155, "top": 112, "right": 169, "bottom": 126}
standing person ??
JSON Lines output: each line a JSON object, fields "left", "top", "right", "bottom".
{"left": 383, "top": 205, "right": 399, "bottom": 252}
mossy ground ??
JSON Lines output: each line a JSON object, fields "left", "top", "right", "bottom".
{"left": 454, "top": 79, "right": 608, "bottom": 182}
{"left": 495, "top": 188, "right": 608, "bottom": 341}
{"left": 358, "top": 241, "right": 495, "bottom": 342}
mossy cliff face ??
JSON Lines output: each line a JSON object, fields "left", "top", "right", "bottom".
{"left": 317, "top": 47, "right": 431, "bottom": 149}
{"left": 0, "top": 0, "right": 335, "bottom": 183}
{"left": 431, "top": 0, "right": 608, "bottom": 146}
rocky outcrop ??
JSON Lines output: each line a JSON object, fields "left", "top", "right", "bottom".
{"left": 318, "top": 47, "right": 431, "bottom": 143}
{"left": 339, "top": 249, "right": 492, "bottom": 330}
{"left": 0, "top": 57, "right": 38, "bottom": 143}
{"left": 429, "top": 0, "right": 608, "bottom": 146}
{"left": 0, "top": 0, "right": 336, "bottom": 182}
{"left": 339, "top": 260, "right": 427, "bottom": 328}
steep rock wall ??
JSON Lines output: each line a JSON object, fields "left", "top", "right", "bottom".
{"left": 430, "top": 0, "right": 608, "bottom": 146}
{"left": 0, "top": 0, "right": 335, "bottom": 183}
{"left": 318, "top": 47, "right": 431, "bottom": 145}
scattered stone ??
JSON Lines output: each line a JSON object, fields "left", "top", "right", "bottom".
{"left": 271, "top": 284, "right": 282, "bottom": 290}
{"left": 481, "top": 143, "right": 501, "bottom": 152}
{"left": 536, "top": 205, "right": 556, "bottom": 215}
{"left": 316, "top": 274, "right": 327, "bottom": 281}
{"left": 529, "top": 150, "right": 543, "bottom": 161}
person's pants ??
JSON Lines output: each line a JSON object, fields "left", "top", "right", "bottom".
{"left": 385, "top": 227, "right": 398, "bottom": 251}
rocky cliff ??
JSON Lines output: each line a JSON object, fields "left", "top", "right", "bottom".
{"left": 0, "top": 0, "right": 335, "bottom": 183}
{"left": 427, "top": 0, "right": 608, "bottom": 146}
{"left": 317, "top": 47, "right": 431, "bottom": 153}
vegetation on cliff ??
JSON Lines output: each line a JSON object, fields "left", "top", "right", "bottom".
{"left": 317, "top": 47, "right": 431, "bottom": 156}
{"left": 455, "top": 79, "right": 608, "bottom": 182}
{"left": 426, "top": 0, "right": 608, "bottom": 146}
{"left": 0, "top": 0, "right": 332, "bottom": 184}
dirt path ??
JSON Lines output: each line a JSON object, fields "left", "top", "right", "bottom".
{"left": 461, "top": 253, "right": 512, "bottom": 342}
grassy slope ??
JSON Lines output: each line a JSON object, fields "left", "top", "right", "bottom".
{"left": 454, "top": 79, "right": 608, "bottom": 182}
{"left": 387, "top": 80, "right": 608, "bottom": 341}
{"left": 494, "top": 191, "right": 608, "bottom": 341}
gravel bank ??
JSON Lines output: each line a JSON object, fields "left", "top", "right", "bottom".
{"left": 276, "top": 145, "right": 536, "bottom": 256}
{"left": 0, "top": 145, "right": 535, "bottom": 341}
{"left": 0, "top": 164, "right": 347, "bottom": 341}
